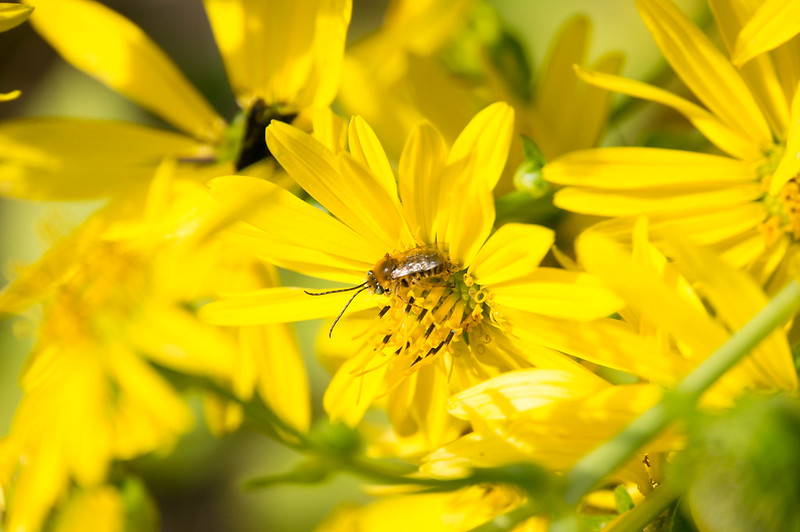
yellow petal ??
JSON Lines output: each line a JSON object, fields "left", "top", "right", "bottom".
{"left": 667, "top": 237, "right": 797, "bottom": 391}
{"left": 593, "top": 203, "right": 768, "bottom": 247}
{"left": 448, "top": 368, "right": 608, "bottom": 422}
{"left": 266, "top": 120, "right": 410, "bottom": 250}
{"left": 204, "top": 0, "right": 351, "bottom": 110}
{"left": 636, "top": 0, "right": 773, "bottom": 150}
{"left": 436, "top": 155, "right": 495, "bottom": 267}
{"left": 554, "top": 184, "right": 762, "bottom": 217}
{"left": 732, "top": 0, "right": 800, "bottom": 66}
{"left": 0, "top": 89, "right": 21, "bottom": 101}
{"left": 208, "top": 175, "right": 380, "bottom": 271}
{"left": 200, "top": 286, "right": 384, "bottom": 326}
{"left": 347, "top": 116, "right": 398, "bottom": 200}
{"left": 126, "top": 306, "right": 237, "bottom": 378}
{"left": 469, "top": 224, "right": 554, "bottom": 286}
{"left": 545, "top": 147, "right": 756, "bottom": 189}
{"left": 398, "top": 120, "right": 448, "bottom": 242}
{"left": 574, "top": 66, "right": 761, "bottom": 160}
{"left": 53, "top": 486, "right": 123, "bottom": 532}
{"left": 29, "top": 0, "right": 224, "bottom": 143}
{"left": 447, "top": 102, "right": 514, "bottom": 189}
{"left": 0, "top": 118, "right": 210, "bottom": 200}
{"left": 534, "top": 16, "right": 624, "bottom": 156}
{"left": 707, "top": 0, "right": 790, "bottom": 139}
{"left": 244, "top": 324, "right": 311, "bottom": 432}
{"left": 577, "top": 231, "right": 728, "bottom": 360}
{"left": 0, "top": 3, "right": 32, "bottom": 32}
{"left": 323, "top": 345, "right": 389, "bottom": 427}
{"left": 769, "top": 84, "right": 800, "bottom": 194}
{"left": 492, "top": 268, "right": 623, "bottom": 321}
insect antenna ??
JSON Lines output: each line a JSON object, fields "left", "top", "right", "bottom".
{"left": 325, "top": 285, "right": 369, "bottom": 338}
{"left": 304, "top": 282, "right": 367, "bottom": 296}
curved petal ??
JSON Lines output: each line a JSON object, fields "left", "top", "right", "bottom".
{"left": 323, "top": 345, "right": 389, "bottom": 427}
{"left": 398, "top": 120, "right": 448, "bottom": 243}
{"left": 0, "top": 3, "right": 32, "bottom": 32}
{"left": 668, "top": 237, "right": 797, "bottom": 391}
{"left": 0, "top": 90, "right": 21, "bottom": 101}
{"left": 448, "top": 368, "right": 608, "bottom": 422}
{"left": 545, "top": 147, "right": 756, "bottom": 189}
{"left": 245, "top": 323, "right": 311, "bottom": 432}
{"left": 492, "top": 268, "right": 623, "bottom": 321}
{"left": 577, "top": 231, "right": 729, "bottom": 361}
{"left": 0, "top": 118, "right": 209, "bottom": 200}
{"left": 574, "top": 66, "right": 760, "bottom": 160}
{"left": 347, "top": 116, "right": 397, "bottom": 199}
{"left": 554, "top": 184, "right": 762, "bottom": 217}
{"left": 266, "top": 120, "right": 412, "bottom": 250}
{"left": 469, "top": 224, "right": 554, "bottom": 286}
{"left": 635, "top": 0, "right": 773, "bottom": 150}
{"left": 435, "top": 155, "right": 495, "bottom": 268}
{"left": 447, "top": 102, "right": 514, "bottom": 189}
{"left": 208, "top": 175, "right": 380, "bottom": 269}
{"left": 708, "top": 0, "right": 790, "bottom": 138}
{"left": 199, "top": 286, "right": 384, "bottom": 326}
{"left": 204, "top": 0, "right": 351, "bottom": 110}
{"left": 29, "top": 0, "right": 225, "bottom": 143}
{"left": 732, "top": 0, "right": 800, "bottom": 66}
{"left": 769, "top": 85, "right": 800, "bottom": 194}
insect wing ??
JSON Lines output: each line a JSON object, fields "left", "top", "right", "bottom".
{"left": 389, "top": 249, "right": 445, "bottom": 280}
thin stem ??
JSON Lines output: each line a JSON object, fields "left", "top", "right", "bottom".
{"left": 564, "top": 280, "right": 800, "bottom": 503}
{"left": 604, "top": 479, "right": 679, "bottom": 532}
{"left": 565, "top": 280, "right": 800, "bottom": 504}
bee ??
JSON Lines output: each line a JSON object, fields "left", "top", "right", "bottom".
{"left": 306, "top": 244, "right": 454, "bottom": 337}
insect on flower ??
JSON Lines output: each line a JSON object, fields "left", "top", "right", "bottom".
{"left": 305, "top": 244, "right": 456, "bottom": 337}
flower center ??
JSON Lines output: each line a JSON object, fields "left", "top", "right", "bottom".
{"left": 364, "top": 269, "right": 497, "bottom": 369}
{"left": 762, "top": 176, "right": 800, "bottom": 244}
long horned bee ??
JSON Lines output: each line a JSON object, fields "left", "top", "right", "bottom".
{"left": 305, "top": 244, "right": 455, "bottom": 337}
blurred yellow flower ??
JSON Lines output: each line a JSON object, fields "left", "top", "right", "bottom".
{"left": 201, "top": 103, "right": 623, "bottom": 448}
{"left": 0, "top": 0, "right": 350, "bottom": 199}
{"left": 317, "top": 485, "right": 539, "bottom": 532}
{"left": 544, "top": 0, "right": 800, "bottom": 287}
{"left": 340, "top": 1, "right": 622, "bottom": 193}
{"left": 0, "top": 165, "right": 308, "bottom": 531}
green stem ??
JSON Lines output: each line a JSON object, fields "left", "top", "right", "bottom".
{"left": 564, "top": 280, "right": 800, "bottom": 504}
{"left": 605, "top": 479, "right": 679, "bottom": 532}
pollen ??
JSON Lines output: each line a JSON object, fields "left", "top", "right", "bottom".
{"left": 363, "top": 269, "right": 499, "bottom": 371}
{"left": 762, "top": 176, "right": 800, "bottom": 244}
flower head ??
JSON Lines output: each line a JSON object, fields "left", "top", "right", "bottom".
{"left": 201, "top": 103, "right": 622, "bottom": 446}
{"left": 0, "top": 165, "right": 308, "bottom": 530}
{"left": 0, "top": 0, "right": 351, "bottom": 199}
{"left": 543, "top": 0, "right": 800, "bottom": 287}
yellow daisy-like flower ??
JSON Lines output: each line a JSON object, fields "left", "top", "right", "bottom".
{"left": 0, "top": 0, "right": 350, "bottom": 199}
{"left": 201, "top": 102, "right": 623, "bottom": 446}
{"left": 340, "top": 3, "right": 622, "bottom": 193}
{"left": 423, "top": 223, "right": 796, "bottom": 500}
{"left": 317, "top": 485, "right": 540, "bottom": 532}
{"left": 0, "top": 166, "right": 309, "bottom": 531}
{"left": 0, "top": 2, "right": 33, "bottom": 101}
{"left": 544, "top": 0, "right": 800, "bottom": 286}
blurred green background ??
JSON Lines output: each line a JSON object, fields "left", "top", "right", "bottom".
{"left": 0, "top": 0, "right": 705, "bottom": 530}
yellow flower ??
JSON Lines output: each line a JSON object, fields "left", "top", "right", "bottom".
{"left": 339, "top": 3, "right": 622, "bottom": 193}
{"left": 0, "top": 2, "right": 33, "bottom": 101}
{"left": 201, "top": 103, "right": 622, "bottom": 447}
{"left": 0, "top": 0, "right": 350, "bottom": 199}
{"left": 422, "top": 222, "right": 796, "bottom": 498}
{"left": 0, "top": 166, "right": 308, "bottom": 530}
{"left": 544, "top": 0, "right": 800, "bottom": 287}
{"left": 317, "top": 485, "right": 539, "bottom": 532}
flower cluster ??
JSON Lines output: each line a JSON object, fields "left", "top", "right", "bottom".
{"left": 1, "top": 1, "right": 800, "bottom": 531}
